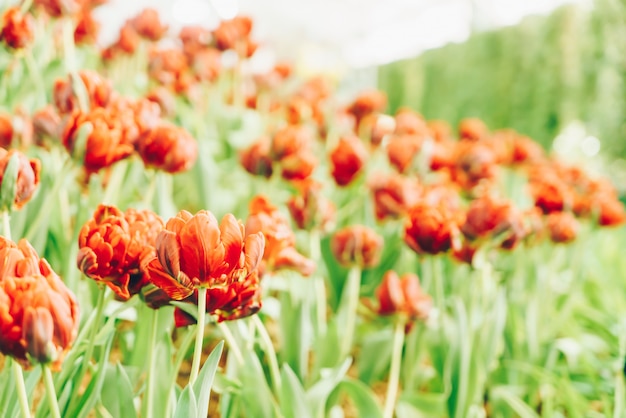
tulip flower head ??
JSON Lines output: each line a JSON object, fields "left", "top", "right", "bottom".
{"left": 77, "top": 205, "right": 164, "bottom": 300}
{"left": 0, "top": 7, "right": 34, "bottom": 50}
{"left": 331, "top": 225, "right": 383, "bottom": 269}
{"left": 0, "top": 148, "right": 41, "bottom": 211}
{"left": 376, "top": 271, "right": 431, "bottom": 323}
{"left": 146, "top": 210, "right": 265, "bottom": 301}
{"left": 246, "top": 195, "right": 315, "bottom": 276}
{"left": 0, "top": 238, "right": 79, "bottom": 370}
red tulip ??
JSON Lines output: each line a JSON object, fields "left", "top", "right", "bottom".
{"left": 331, "top": 225, "right": 383, "bottom": 269}
{"left": 146, "top": 210, "right": 265, "bottom": 300}
{"left": 0, "top": 238, "right": 79, "bottom": 370}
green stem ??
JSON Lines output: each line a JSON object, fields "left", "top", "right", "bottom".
{"left": 42, "top": 365, "right": 61, "bottom": 418}
{"left": 11, "top": 361, "right": 30, "bottom": 418}
{"left": 66, "top": 285, "right": 106, "bottom": 412}
{"left": 383, "top": 318, "right": 406, "bottom": 418}
{"left": 144, "top": 308, "right": 158, "bottom": 418}
{"left": 310, "top": 229, "right": 326, "bottom": 336}
{"left": 340, "top": 266, "right": 362, "bottom": 359}
{"left": 164, "top": 328, "right": 196, "bottom": 416}
{"left": 431, "top": 255, "right": 445, "bottom": 318}
{"left": 102, "top": 161, "right": 127, "bottom": 206}
{"left": 142, "top": 170, "right": 158, "bottom": 208}
{"left": 23, "top": 50, "right": 46, "bottom": 107}
{"left": 189, "top": 287, "right": 208, "bottom": 385}
{"left": 217, "top": 322, "right": 244, "bottom": 364}
{"left": 62, "top": 18, "right": 87, "bottom": 112}
{"left": 252, "top": 315, "right": 282, "bottom": 395}
{"left": 2, "top": 210, "right": 11, "bottom": 240}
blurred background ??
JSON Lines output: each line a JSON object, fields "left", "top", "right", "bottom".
{"left": 95, "top": 0, "right": 626, "bottom": 187}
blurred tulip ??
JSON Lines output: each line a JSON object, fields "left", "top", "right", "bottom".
{"left": 331, "top": 225, "right": 382, "bottom": 269}
{"left": 246, "top": 195, "right": 315, "bottom": 276}
{"left": 34, "top": 0, "right": 82, "bottom": 17}
{"left": 0, "top": 148, "right": 41, "bottom": 211}
{"left": 0, "top": 113, "right": 13, "bottom": 148}
{"left": 62, "top": 107, "right": 134, "bottom": 174}
{"left": 347, "top": 89, "right": 387, "bottom": 127}
{"left": 54, "top": 70, "right": 112, "bottom": 114}
{"left": 287, "top": 179, "right": 335, "bottom": 231}
{"left": 386, "top": 134, "right": 422, "bottom": 174}
{"left": 404, "top": 203, "right": 462, "bottom": 255}
{"left": 135, "top": 123, "right": 197, "bottom": 173}
{"left": 393, "top": 108, "right": 429, "bottom": 136}
{"left": 376, "top": 271, "right": 431, "bottom": 321}
{"left": 461, "top": 195, "right": 525, "bottom": 250}
{"left": 598, "top": 196, "right": 626, "bottom": 227}
{"left": 280, "top": 149, "right": 316, "bottom": 181}
{"left": 130, "top": 8, "right": 168, "bottom": 41}
{"left": 145, "top": 210, "right": 265, "bottom": 300}
{"left": 368, "top": 173, "right": 420, "bottom": 221}
{"left": 0, "top": 7, "right": 34, "bottom": 50}
{"left": 74, "top": 8, "right": 99, "bottom": 44}
{"left": 32, "top": 106, "right": 61, "bottom": 145}
{"left": 458, "top": 118, "right": 488, "bottom": 141}
{"left": 546, "top": 212, "right": 578, "bottom": 243}
{"left": 239, "top": 137, "right": 273, "bottom": 178}
{"left": 330, "top": 135, "right": 368, "bottom": 186}
{"left": 0, "top": 238, "right": 79, "bottom": 370}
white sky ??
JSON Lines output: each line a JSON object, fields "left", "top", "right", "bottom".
{"left": 96, "top": 0, "right": 588, "bottom": 71}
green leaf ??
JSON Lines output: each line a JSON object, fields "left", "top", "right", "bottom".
{"left": 70, "top": 332, "right": 115, "bottom": 418}
{"left": 193, "top": 341, "right": 224, "bottom": 418}
{"left": 308, "top": 358, "right": 351, "bottom": 418}
{"left": 279, "top": 364, "right": 312, "bottom": 418}
{"left": 491, "top": 386, "right": 540, "bottom": 418}
{"left": 398, "top": 392, "right": 447, "bottom": 417}
{"left": 331, "top": 378, "right": 383, "bottom": 418}
{"left": 174, "top": 385, "right": 198, "bottom": 418}
{"left": 100, "top": 363, "right": 137, "bottom": 418}
{"left": 237, "top": 348, "right": 276, "bottom": 418}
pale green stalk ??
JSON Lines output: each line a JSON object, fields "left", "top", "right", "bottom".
{"left": 340, "top": 266, "right": 362, "bottom": 359}
{"left": 42, "top": 365, "right": 61, "bottom": 418}
{"left": 383, "top": 318, "right": 407, "bottom": 418}
{"left": 189, "top": 287, "right": 208, "bottom": 385}
{"left": 217, "top": 322, "right": 244, "bottom": 364}
{"left": 252, "top": 315, "right": 282, "bottom": 395}
{"left": 11, "top": 360, "right": 30, "bottom": 418}
{"left": 144, "top": 309, "right": 159, "bottom": 418}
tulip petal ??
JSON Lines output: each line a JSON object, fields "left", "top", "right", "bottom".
{"left": 146, "top": 259, "right": 193, "bottom": 300}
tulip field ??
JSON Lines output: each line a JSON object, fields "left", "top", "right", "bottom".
{"left": 1, "top": 2, "right": 625, "bottom": 418}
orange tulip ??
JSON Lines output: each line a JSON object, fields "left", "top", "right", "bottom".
{"left": 179, "top": 25, "right": 213, "bottom": 58}
{"left": 145, "top": 210, "right": 265, "bottom": 300}
{"left": 368, "top": 173, "right": 421, "bottom": 221}
{"left": 53, "top": 70, "right": 113, "bottom": 114}
{"left": 239, "top": 137, "right": 273, "bottom": 178}
{"left": 404, "top": 203, "right": 462, "bottom": 255}
{"left": 546, "top": 212, "right": 578, "bottom": 243}
{"left": 331, "top": 225, "right": 383, "bottom": 269}
{"left": 597, "top": 196, "right": 626, "bottom": 227}
{"left": 330, "top": 135, "right": 368, "bottom": 186}
{"left": 0, "top": 148, "right": 41, "bottom": 210}
{"left": 458, "top": 118, "right": 489, "bottom": 141}
{"left": 0, "top": 238, "right": 79, "bottom": 370}
{"left": 393, "top": 108, "right": 429, "bottom": 136}
{"left": 0, "top": 7, "right": 34, "bottom": 50}
{"left": 130, "top": 8, "right": 168, "bottom": 41}
{"left": 77, "top": 205, "right": 164, "bottom": 300}
{"left": 74, "top": 8, "right": 99, "bottom": 45}
{"left": 376, "top": 271, "right": 431, "bottom": 321}
{"left": 32, "top": 106, "right": 61, "bottom": 145}
{"left": 347, "top": 90, "right": 387, "bottom": 127}
{"left": 34, "top": 0, "right": 82, "bottom": 17}
{"left": 461, "top": 195, "right": 525, "bottom": 250}
{"left": 386, "top": 134, "right": 422, "bottom": 174}
{"left": 136, "top": 123, "right": 198, "bottom": 173}
{"left": 287, "top": 179, "right": 335, "bottom": 231}
{"left": 62, "top": 107, "right": 134, "bottom": 174}
{"left": 0, "top": 113, "right": 13, "bottom": 149}
{"left": 246, "top": 195, "right": 315, "bottom": 276}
